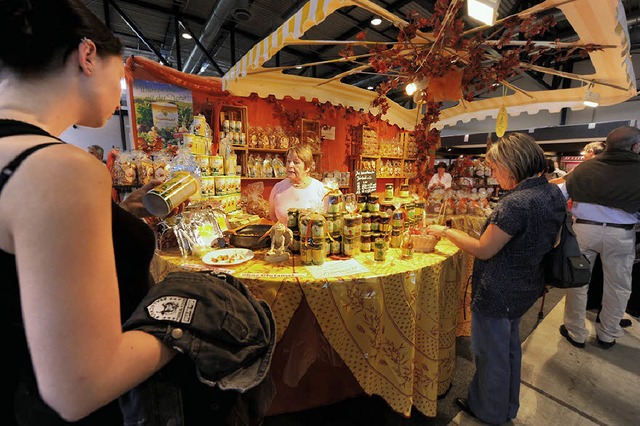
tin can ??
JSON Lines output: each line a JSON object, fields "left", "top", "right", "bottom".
{"left": 142, "top": 172, "right": 199, "bottom": 217}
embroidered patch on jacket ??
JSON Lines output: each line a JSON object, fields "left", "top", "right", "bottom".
{"left": 146, "top": 296, "right": 197, "bottom": 324}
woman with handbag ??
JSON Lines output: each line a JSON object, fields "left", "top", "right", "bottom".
{"left": 427, "top": 133, "right": 566, "bottom": 425}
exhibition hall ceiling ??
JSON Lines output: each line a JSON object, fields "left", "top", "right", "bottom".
{"left": 86, "top": 0, "right": 640, "bottom": 154}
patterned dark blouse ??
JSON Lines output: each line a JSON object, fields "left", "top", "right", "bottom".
{"left": 471, "top": 175, "right": 566, "bottom": 319}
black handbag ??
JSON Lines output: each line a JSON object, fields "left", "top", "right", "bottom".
{"left": 542, "top": 211, "right": 591, "bottom": 288}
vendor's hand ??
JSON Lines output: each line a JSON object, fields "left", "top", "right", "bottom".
{"left": 120, "top": 180, "right": 189, "bottom": 219}
{"left": 426, "top": 224, "right": 448, "bottom": 238}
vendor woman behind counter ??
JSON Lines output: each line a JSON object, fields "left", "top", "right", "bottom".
{"left": 269, "top": 144, "right": 327, "bottom": 223}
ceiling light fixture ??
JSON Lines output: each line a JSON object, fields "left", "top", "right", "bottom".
{"left": 371, "top": 17, "right": 382, "bottom": 26}
{"left": 182, "top": 32, "right": 192, "bottom": 40}
{"left": 367, "top": 86, "right": 374, "bottom": 90}
{"left": 405, "top": 82, "right": 417, "bottom": 96}
{"left": 295, "top": 64, "right": 303, "bottom": 69}
{"left": 467, "top": 0, "right": 499, "bottom": 26}
{"left": 583, "top": 83, "right": 600, "bottom": 108}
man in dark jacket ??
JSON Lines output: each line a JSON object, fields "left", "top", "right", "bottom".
{"left": 558, "top": 126, "right": 640, "bottom": 349}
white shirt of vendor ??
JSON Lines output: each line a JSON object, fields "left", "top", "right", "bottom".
{"left": 428, "top": 172, "right": 452, "bottom": 190}
{"left": 269, "top": 178, "right": 326, "bottom": 223}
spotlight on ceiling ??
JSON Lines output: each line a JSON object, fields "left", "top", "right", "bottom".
{"left": 370, "top": 17, "right": 382, "bottom": 26}
{"left": 583, "top": 83, "right": 600, "bottom": 108}
{"left": 367, "top": 86, "right": 374, "bottom": 90}
{"left": 405, "top": 82, "right": 417, "bottom": 96}
{"left": 295, "top": 65, "right": 303, "bottom": 70}
{"left": 467, "top": 0, "right": 499, "bottom": 26}
{"left": 181, "top": 32, "right": 192, "bottom": 40}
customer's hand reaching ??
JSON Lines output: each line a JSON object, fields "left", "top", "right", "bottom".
{"left": 120, "top": 180, "right": 189, "bottom": 219}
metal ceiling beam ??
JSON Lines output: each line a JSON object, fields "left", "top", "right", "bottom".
{"left": 180, "top": 20, "right": 224, "bottom": 75}
{"left": 182, "top": 0, "right": 236, "bottom": 74}
{"left": 107, "top": 0, "right": 170, "bottom": 66}
{"left": 111, "top": 0, "right": 206, "bottom": 25}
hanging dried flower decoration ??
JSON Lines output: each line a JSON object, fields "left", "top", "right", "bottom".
{"left": 340, "top": 0, "right": 602, "bottom": 184}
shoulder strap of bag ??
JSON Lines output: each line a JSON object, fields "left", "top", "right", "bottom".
{"left": 0, "top": 119, "right": 64, "bottom": 193}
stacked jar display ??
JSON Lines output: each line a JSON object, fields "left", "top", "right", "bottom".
{"left": 298, "top": 210, "right": 328, "bottom": 265}
{"left": 324, "top": 193, "right": 343, "bottom": 256}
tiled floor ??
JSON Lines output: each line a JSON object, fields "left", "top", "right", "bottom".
{"left": 263, "top": 291, "right": 640, "bottom": 425}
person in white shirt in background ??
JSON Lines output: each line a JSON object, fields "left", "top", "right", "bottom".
{"left": 427, "top": 161, "right": 452, "bottom": 191}
{"left": 269, "top": 144, "right": 327, "bottom": 223}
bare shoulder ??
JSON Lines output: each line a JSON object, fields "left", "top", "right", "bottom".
{"left": 2, "top": 140, "right": 111, "bottom": 217}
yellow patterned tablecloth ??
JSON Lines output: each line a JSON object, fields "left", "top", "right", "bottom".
{"left": 152, "top": 239, "right": 465, "bottom": 417}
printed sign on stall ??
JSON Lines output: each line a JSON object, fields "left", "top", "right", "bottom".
{"left": 354, "top": 169, "right": 377, "bottom": 194}
{"left": 131, "top": 80, "right": 194, "bottom": 152}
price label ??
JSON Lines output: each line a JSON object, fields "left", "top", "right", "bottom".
{"left": 354, "top": 170, "right": 377, "bottom": 194}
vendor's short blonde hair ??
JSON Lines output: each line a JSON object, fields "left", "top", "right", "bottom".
{"left": 583, "top": 141, "right": 605, "bottom": 156}
{"left": 487, "top": 133, "right": 546, "bottom": 183}
{"left": 286, "top": 144, "right": 314, "bottom": 170}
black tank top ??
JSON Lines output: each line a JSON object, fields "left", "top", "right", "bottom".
{"left": 0, "top": 119, "right": 156, "bottom": 425}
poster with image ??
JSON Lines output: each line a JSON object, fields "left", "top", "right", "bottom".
{"left": 132, "top": 80, "right": 194, "bottom": 152}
